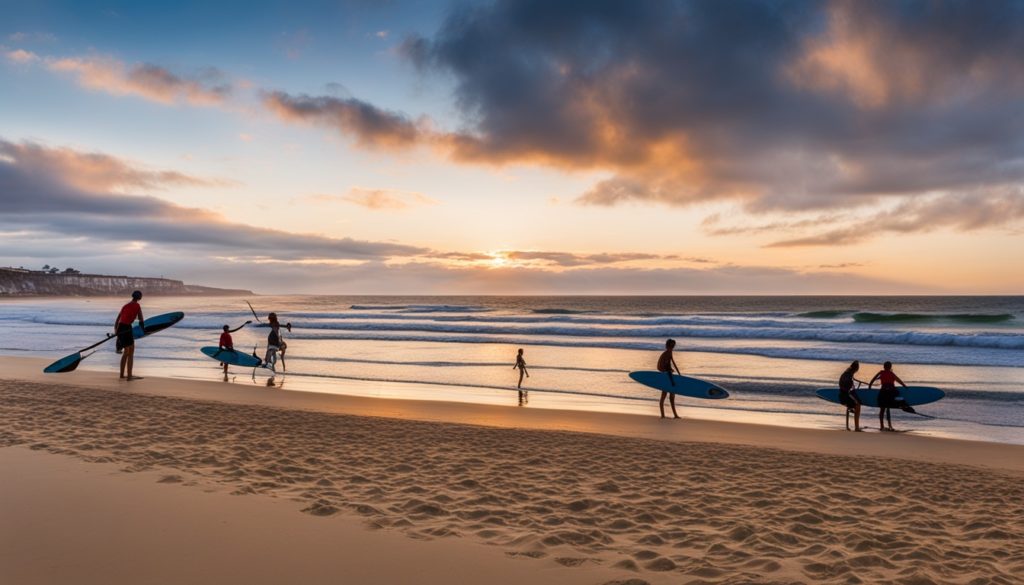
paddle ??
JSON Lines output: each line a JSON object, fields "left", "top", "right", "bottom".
{"left": 43, "top": 334, "right": 115, "bottom": 373}
{"left": 246, "top": 300, "right": 263, "bottom": 324}
{"left": 43, "top": 311, "right": 185, "bottom": 374}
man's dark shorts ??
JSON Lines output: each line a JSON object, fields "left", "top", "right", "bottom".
{"left": 116, "top": 323, "right": 134, "bottom": 350}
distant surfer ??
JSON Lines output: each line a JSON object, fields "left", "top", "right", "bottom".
{"left": 513, "top": 348, "right": 530, "bottom": 389}
{"left": 657, "top": 338, "right": 682, "bottom": 419}
{"left": 217, "top": 322, "right": 250, "bottom": 374}
{"left": 513, "top": 348, "right": 530, "bottom": 406}
{"left": 264, "top": 312, "right": 292, "bottom": 372}
{"left": 838, "top": 360, "right": 864, "bottom": 432}
{"left": 114, "top": 290, "right": 144, "bottom": 381}
{"left": 868, "top": 361, "right": 908, "bottom": 431}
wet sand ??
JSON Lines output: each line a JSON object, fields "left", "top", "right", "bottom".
{"left": 1, "top": 357, "right": 1022, "bottom": 584}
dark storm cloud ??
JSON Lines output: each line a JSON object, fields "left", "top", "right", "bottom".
{"left": 398, "top": 0, "right": 1024, "bottom": 216}
{"left": 0, "top": 140, "right": 426, "bottom": 260}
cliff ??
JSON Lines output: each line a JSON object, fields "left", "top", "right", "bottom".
{"left": 0, "top": 269, "right": 253, "bottom": 297}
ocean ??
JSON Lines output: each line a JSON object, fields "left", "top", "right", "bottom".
{"left": 2, "top": 295, "right": 1022, "bottom": 444}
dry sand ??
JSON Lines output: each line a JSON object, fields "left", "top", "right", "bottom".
{"left": 1, "top": 358, "right": 1023, "bottom": 584}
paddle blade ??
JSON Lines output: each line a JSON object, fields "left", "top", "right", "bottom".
{"left": 43, "top": 352, "right": 84, "bottom": 373}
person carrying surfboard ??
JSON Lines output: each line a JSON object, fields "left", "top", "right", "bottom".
{"left": 868, "top": 361, "right": 908, "bottom": 432}
{"left": 114, "top": 290, "right": 145, "bottom": 381}
{"left": 217, "top": 322, "right": 249, "bottom": 374}
{"left": 264, "top": 312, "right": 292, "bottom": 372}
{"left": 838, "top": 360, "right": 864, "bottom": 432}
{"left": 657, "top": 338, "right": 682, "bottom": 419}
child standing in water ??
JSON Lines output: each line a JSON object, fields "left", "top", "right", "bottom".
{"left": 513, "top": 348, "right": 529, "bottom": 389}
{"left": 217, "top": 321, "right": 250, "bottom": 375}
{"left": 657, "top": 338, "right": 682, "bottom": 419}
{"left": 869, "top": 361, "right": 907, "bottom": 431}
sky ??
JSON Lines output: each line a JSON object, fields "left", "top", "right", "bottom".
{"left": 1, "top": 0, "right": 1022, "bottom": 295}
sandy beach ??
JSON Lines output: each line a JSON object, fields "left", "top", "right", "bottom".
{"left": 2, "top": 357, "right": 1022, "bottom": 585}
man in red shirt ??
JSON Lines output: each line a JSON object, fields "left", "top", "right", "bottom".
{"left": 114, "top": 291, "right": 145, "bottom": 380}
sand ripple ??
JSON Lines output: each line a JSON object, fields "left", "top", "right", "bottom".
{"left": 2, "top": 380, "right": 1022, "bottom": 584}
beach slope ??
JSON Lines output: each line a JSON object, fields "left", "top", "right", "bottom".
{"left": 1, "top": 358, "right": 1022, "bottom": 584}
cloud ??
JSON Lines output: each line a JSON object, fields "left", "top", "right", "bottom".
{"left": 767, "top": 190, "right": 1024, "bottom": 247}
{"left": 157, "top": 257, "right": 926, "bottom": 295}
{"left": 4, "top": 48, "right": 40, "bottom": 64}
{"left": 501, "top": 251, "right": 676, "bottom": 268}
{"left": 0, "top": 139, "right": 426, "bottom": 261}
{"left": 334, "top": 188, "right": 437, "bottom": 210}
{"left": 263, "top": 91, "right": 425, "bottom": 149}
{"left": 7, "top": 32, "right": 57, "bottom": 44}
{"left": 390, "top": 0, "right": 1024, "bottom": 219}
{"left": 7, "top": 50, "right": 232, "bottom": 106}
{"left": 0, "top": 140, "right": 231, "bottom": 192}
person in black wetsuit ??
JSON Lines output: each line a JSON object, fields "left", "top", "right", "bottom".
{"left": 838, "top": 360, "right": 864, "bottom": 431}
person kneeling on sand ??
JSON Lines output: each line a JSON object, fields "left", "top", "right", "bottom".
{"left": 869, "top": 361, "right": 908, "bottom": 432}
{"left": 657, "top": 339, "right": 682, "bottom": 420}
{"left": 839, "top": 360, "right": 864, "bottom": 431}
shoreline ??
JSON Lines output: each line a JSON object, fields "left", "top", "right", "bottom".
{"left": 3, "top": 356, "right": 1023, "bottom": 583}
{"left": 3, "top": 356, "right": 1022, "bottom": 473}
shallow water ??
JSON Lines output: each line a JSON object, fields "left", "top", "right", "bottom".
{"left": 2, "top": 295, "right": 1022, "bottom": 444}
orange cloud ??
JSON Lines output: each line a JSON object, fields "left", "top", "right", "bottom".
{"left": 306, "top": 188, "right": 437, "bottom": 211}
{"left": 8, "top": 50, "right": 232, "bottom": 106}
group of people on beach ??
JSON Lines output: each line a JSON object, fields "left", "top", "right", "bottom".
{"left": 114, "top": 292, "right": 918, "bottom": 430}
{"left": 114, "top": 291, "right": 291, "bottom": 381}
{"left": 838, "top": 359, "right": 913, "bottom": 432}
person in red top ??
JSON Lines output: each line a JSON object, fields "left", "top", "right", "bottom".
{"left": 868, "top": 361, "right": 907, "bottom": 432}
{"left": 114, "top": 291, "right": 145, "bottom": 380}
{"left": 217, "top": 322, "right": 250, "bottom": 375}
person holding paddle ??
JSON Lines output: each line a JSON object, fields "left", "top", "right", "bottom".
{"left": 114, "top": 290, "right": 144, "bottom": 380}
{"left": 264, "top": 312, "right": 291, "bottom": 372}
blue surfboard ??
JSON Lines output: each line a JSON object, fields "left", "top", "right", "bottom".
{"left": 815, "top": 386, "right": 944, "bottom": 408}
{"left": 629, "top": 371, "right": 730, "bottom": 399}
{"left": 131, "top": 311, "right": 185, "bottom": 339}
{"left": 43, "top": 311, "right": 185, "bottom": 373}
{"left": 201, "top": 346, "right": 263, "bottom": 368}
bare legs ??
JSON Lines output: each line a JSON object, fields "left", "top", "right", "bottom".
{"left": 119, "top": 345, "right": 135, "bottom": 380}
{"left": 659, "top": 392, "right": 680, "bottom": 419}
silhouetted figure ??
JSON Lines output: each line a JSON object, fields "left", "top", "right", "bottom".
{"left": 114, "top": 290, "right": 144, "bottom": 381}
{"left": 838, "top": 360, "right": 864, "bottom": 431}
{"left": 513, "top": 348, "right": 529, "bottom": 389}
{"left": 657, "top": 339, "right": 682, "bottom": 419}
{"left": 869, "top": 361, "right": 908, "bottom": 431}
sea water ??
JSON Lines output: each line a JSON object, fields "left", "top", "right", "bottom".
{"left": 2, "top": 296, "right": 1021, "bottom": 444}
